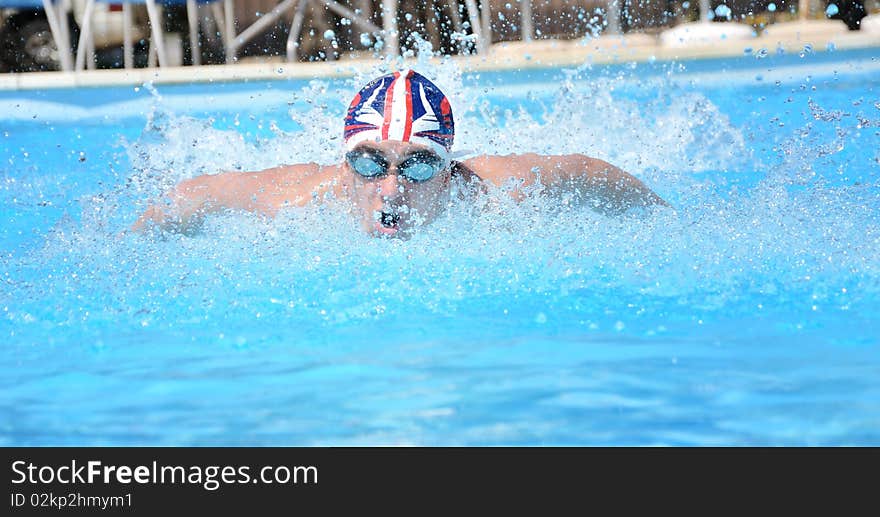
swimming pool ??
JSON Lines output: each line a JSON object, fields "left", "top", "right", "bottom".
{"left": 2, "top": 47, "right": 879, "bottom": 445}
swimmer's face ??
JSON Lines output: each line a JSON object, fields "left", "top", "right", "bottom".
{"left": 345, "top": 140, "right": 451, "bottom": 237}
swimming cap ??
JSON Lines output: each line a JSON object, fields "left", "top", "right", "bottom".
{"left": 344, "top": 69, "right": 455, "bottom": 164}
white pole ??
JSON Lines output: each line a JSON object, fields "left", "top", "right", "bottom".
{"left": 381, "top": 0, "right": 399, "bottom": 57}
{"left": 224, "top": 0, "right": 236, "bottom": 63}
{"left": 699, "top": 0, "right": 710, "bottom": 23}
{"left": 148, "top": 38, "right": 157, "bottom": 67}
{"left": 41, "top": 0, "right": 73, "bottom": 71}
{"left": 315, "top": 0, "right": 380, "bottom": 32}
{"left": 479, "top": 0, "right": 491, "bottom": 46}
{"left": 186, "top": 0, "right": 200, "bottom": 65}
{"left": 445, "top": 0, "right": 463, "bottom": 35}
{"left": 144, "top": 0, "right": 168, "bottom": 67}
{"left": 463, "top": 0, "right": 484, "bottom": 53}
{"left": 86, "top": 22, "right": 95, "bottom": 69}
{"left": 605, "top": 0, "right": 620, "bottom": 34}
{"left": 56, "top": 0, "right": 73, "bottom": 66}
{"left": 123, "top": 2, "right": 133, "bottom": 69}
{"left": 286, "top": 0, "right": 309, "bottom": 61}
{"left": 520, "top": 0, "right": 532, "bottom": 41}
{"left": 74, "top": 0, "right": 95, "bottom": 71}
{"left": 210, "top": 1, "right": 225, "bottom": 47}
{"left": 798, "top": 0, "right": 810, "bottom": 21}
{"left": 231, "top": 0, "right": 299, "bottom": 56}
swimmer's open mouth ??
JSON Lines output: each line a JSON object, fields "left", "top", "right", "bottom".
{"left": 380, "top": 211, "right": 400, "bottom": 228}
{"left": 372, "top": 209, "right": 401, "bottom": 236}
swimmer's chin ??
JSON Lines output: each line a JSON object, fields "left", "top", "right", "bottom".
{"left": 363, "top": 208, "right": 408, "bottom": 238}
{"left": 371, "top": 220, "right": 403, "bottom": 238}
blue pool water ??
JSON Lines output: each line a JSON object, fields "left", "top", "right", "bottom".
{"left": 2, "top": 47, "right": 879, "bottom": 445}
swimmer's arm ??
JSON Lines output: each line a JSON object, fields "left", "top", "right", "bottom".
{"left": 540, "top": 154, "right": 668, "bottom": 213}
{"left": 131, "top": 171, "right": 273, "bottom": 233}
{"left": 465, "top": 153, "right": 667, "bottom": 213}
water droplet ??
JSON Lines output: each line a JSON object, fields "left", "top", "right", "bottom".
{"left": 714, "top": 4, "right": 732, "bottom": 20}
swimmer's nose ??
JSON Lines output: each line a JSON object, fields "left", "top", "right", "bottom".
{"left": 376, "top": 171, "right": 403, "bottom": 198}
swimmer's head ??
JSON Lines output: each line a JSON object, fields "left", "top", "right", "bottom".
{"left": 343, "top": 69, "right": 454, "bottom": 167}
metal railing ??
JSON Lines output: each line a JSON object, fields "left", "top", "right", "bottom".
{"left": 1, "top": 0, "right": 873, "bottom": 72}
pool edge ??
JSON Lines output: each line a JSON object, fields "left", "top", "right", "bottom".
{"left": 0, "top": 26, "right": 878, "bottom": 91}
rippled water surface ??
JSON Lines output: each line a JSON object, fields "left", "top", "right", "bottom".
{"left": 2, "top": 48, "right": 879, "bottom": 445}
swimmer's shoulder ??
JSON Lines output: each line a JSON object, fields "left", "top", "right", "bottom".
{"left": 450, "top": 159, "right": 479, "bottom": 181}
{"left": 456, "top": 154, "right": 536, "bottom": 187}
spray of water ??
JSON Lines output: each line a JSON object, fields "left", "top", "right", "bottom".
{"left": 2, "top": 55, "right": 879, "bottom": 342}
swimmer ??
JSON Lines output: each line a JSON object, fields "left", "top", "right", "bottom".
{"left": 132, "top": 69, "right": 667, "bottom": 237}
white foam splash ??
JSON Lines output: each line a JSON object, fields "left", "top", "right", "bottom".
{"left": 3, "top": 56, "right": 879, "bottom": 336}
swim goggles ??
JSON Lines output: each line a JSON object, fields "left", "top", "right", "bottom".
{"left": 345, "top": 147, "right": 445, "bottom": 182}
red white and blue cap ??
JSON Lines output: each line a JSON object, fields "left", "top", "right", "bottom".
{"left": 344, "top": 69, "right": 455, "bottom": 165}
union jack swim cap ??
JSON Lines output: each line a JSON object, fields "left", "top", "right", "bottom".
{"left": 344, "top": 69, "right": 455, "bottom": 164}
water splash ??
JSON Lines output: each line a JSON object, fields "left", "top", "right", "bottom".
{"left": 3, "top": 57, "right": 879, "bottom": 339}
{"left": 3, "top": 56, "right": 880, "bottom": 446}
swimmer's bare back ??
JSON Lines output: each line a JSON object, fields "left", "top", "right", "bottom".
{"left": 132, "top": 153, "right": 666, "bottom": 233}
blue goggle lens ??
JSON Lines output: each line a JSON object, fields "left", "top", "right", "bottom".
{"left": 346, "top": 149, "right": 444, "bottom": 182}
